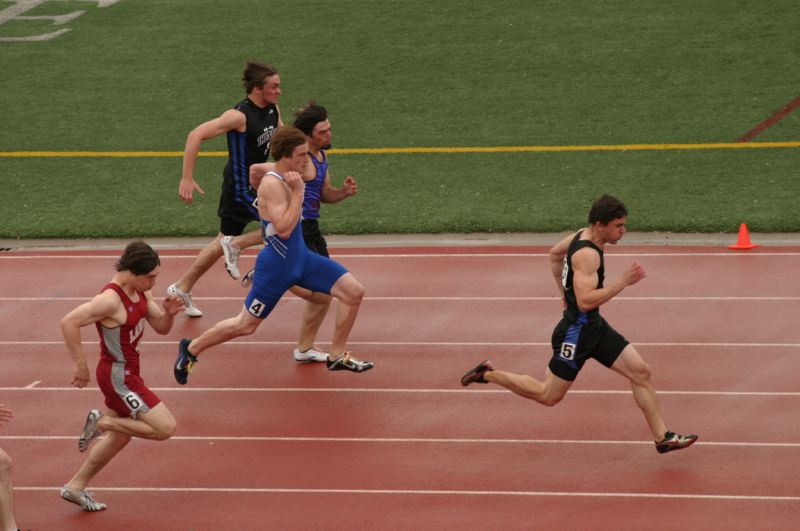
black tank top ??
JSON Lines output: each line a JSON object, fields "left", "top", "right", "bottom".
{"left": 562, "top": 230, "right": 604, "bottom": 323}
{"left": 222, "top": 97, "right": 279, "bottom": 206}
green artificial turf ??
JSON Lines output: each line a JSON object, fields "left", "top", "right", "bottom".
{"left": 1, "top": 0, "right": 798, "bottom": 237}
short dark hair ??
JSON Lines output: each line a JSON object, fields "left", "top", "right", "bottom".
{"left": 588, "top": 194, "right": 628, "bottom": 225}
{"left": 293, "top": 101, "right": 328, "bottom": 136}
{"left": 242, "top": 60, "right": 278, "bottom": 93}
{"left": 116, "top": 241, "right": 160, "bottom": 276}
{"left": 270, "top": 126, "right": 307, "bottom": 161}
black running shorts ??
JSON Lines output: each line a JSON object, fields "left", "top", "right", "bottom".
{"left": 548, "top": 315, "right": 629, "bottom": 382}
{"left": 301, "top": 219, "right": 330, "bottom": 257}
{"left": 218, "top": 193, "right": 259, "bottom": 236}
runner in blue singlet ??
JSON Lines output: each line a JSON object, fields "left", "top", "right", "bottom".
{"left": 174, "top": 126, "right": 374, "bottom": 383}
{"left": 242, "top": 170, "right": 348, "bottom": 319}
{"left": 242, "top": 102, "right": 360, "bottom": 364}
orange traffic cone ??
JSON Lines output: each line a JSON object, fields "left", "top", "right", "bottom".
{"left": 728, "top": 223, "right": 759, "bottom": 250}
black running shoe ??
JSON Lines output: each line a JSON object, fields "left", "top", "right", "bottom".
{"left": 326, "top": 352, "right": 373, "bottom": 372}
{"left": 655, "top": 431, "right": 698, "bottom": 454}
{"left": 461, "top": 360, "right": 494, "bottom": 386}
{"left": 241, "top": 267, "right": 255, "bottom": 288}
{"left": 174, "top": 338, "right": 198, "bottom": 385}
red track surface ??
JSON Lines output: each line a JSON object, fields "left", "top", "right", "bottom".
{"left": 1, "top": 244, "right": 799, "bottom": 530}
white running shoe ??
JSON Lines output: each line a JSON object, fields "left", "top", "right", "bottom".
{"left": 167, "top": 283, "right": 202, "bottom": 317}
{"left": 293, "top": 347, "right": 329, "bottom": 363}
{"left": 61, "top": 486, "right": 107, "bottom": 511}
{"left": 78, "top": 409, "right": 103, "bottom": 452}
{"left": 220, "top": 235, "right": 241, "bottom": 279}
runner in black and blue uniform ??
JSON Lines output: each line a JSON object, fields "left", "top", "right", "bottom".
{"left": 174, "top": 126, "right": 373, "bottom": 383}
{"left": 168, "top": 60, "right": 283, "bottom": 317}
{"left": 461, "top": 194, "right": 698, "bottom": 454}
{"left": 548, "top": 230, "right": 629, "bottom": 380}
{"left": 219, "top": 96, "right": 279, "bottom": 235}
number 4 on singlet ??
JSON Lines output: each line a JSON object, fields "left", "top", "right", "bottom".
{"left": 248, "top": 298, "right": 266, "bottom": 317}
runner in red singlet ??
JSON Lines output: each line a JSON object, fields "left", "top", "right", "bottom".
{"left": 60, "top": 241, "right": 184, "bottom": 512}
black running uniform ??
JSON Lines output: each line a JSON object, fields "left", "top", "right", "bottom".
{"left": 549, "top": 230, "right": 629, "bottom": 381}
{"left": 218, "top": 97, "right": 279, "bottom": 235}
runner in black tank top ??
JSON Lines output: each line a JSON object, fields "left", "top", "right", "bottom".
{"left": 168, "top": 60, "right": 283, "bottom": 317}
{"left": 460, "top": 195, "right": 698, "bottom": 454}
{"left": 562, "top": 230, "right": 604, "bottom": 324}
{"left": 220, "top": 97, "right": 279, "bottom": 225}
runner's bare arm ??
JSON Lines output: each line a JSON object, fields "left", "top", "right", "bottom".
{"left": 60, "top": 291, "right": 120, "bottom": 388}
{"left": 572, "top": 249, "right": 646, "bottom": 311}
{"left": 549, "top": 232, "right": 574, "bottom": 299}
{"left": 180, "top": 109, "right": 247, "bottom": 204}
{"left": 145, "top": 291, "right": 184, "bottom": 334}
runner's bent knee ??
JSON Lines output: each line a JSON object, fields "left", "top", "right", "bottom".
{"left": 151, "top": 416, "right": 176, "bottom": 440}
{"left": 333, "top": 275, "right": 364, "bottom": 305}
{"left": 538, "top": 388, "right": 566, "bottom": 407}
{"left": 628, "top": 361, "right": 652, "bottom": 386}
{"left": 231, "top": 312, "right": 261, "bottom": 335}
{"left": 140, "top": 407, "right": 176, "bottom": 440}
{"left": 541, "top": 396, "right": 561, "bottom": 407}
{"left": 152, "top": 422, "right": 176, "bottom": 441}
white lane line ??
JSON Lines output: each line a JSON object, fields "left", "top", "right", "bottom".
{"left": 11, "top": 485, "right": 800, "bottom": 501}
{"left": 0, "top": 435, "right": 797, "bottom": 447}
{"left": 1, "top": 386, "right": 799, "bottom": 396}
{"left": 2, "top": 296, "right": 800, "bottom": 301}
{"left": 1, "top": 341, "right": 800, "bottom": 348}
{"left": 2, "top": 252, "right": 800, "bottom": 259}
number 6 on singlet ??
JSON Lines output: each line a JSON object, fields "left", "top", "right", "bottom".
{"left": 123, "top": 392, "right": 143, "bottom": 412}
